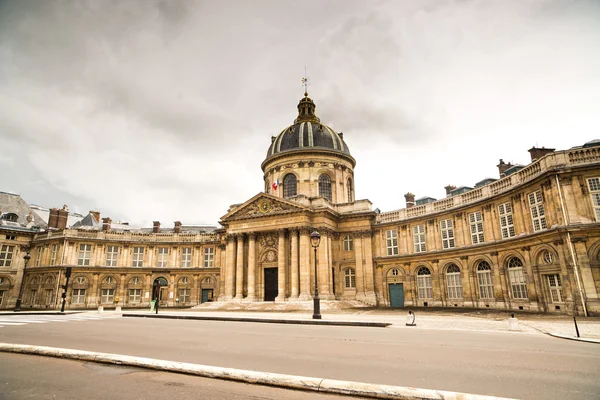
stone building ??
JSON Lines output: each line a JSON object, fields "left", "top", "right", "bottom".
{"left": 1, "top": 92, "right": 599, "bottom": 315}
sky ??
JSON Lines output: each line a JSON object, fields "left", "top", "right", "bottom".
{"left": 1, "top": 0, "right": 599, "bottom": 228}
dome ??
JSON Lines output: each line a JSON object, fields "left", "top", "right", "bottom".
{"left": 265, "top": 93, "right": 351, "bottom": 160}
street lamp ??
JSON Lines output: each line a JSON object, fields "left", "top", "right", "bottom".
{"left": 14, "top": 252, "right": 31, "bottom": 312}
{"left": 310, "top": 230, "right": 321, "bottom": 320}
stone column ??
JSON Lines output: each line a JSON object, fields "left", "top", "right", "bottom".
{"left": 117, "top": 274, "right": 126, "bottom": 305}
{"left": 290, "top": 229, "right": 299, "bottom": 299}
{"left": 90, "top": 273, "right": 99, "bottom": 307}
{"left": 276, "top": 229, "right": 287, "bottom": 302}
{"left": 192, "top": 274, "right": 200, "bottom": 305}
{"left": 361, "top": 232, "right": 377, "bottom": 305}
{"left": 318, "top": 231, "right": 330, "bottom": 299}
{"left": 223, "top": 235, "right": 236, "bottom": 301}
{"left": 299, "top": 228, "right": 311, "bottom": 300}
{"left": 235, "top": 234, "right": 245, "bottom": 301}
{"left": 246, "top": 233, "right": 257, "bottom": 302}
{"left": 353, "top": 232, "right": 365, "bottom": 300}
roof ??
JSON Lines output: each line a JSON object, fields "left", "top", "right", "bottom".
{"left": 0, "top": 191, "right": 46, "bottom": 230}
{"left": 29, "top": 205, "right": 84, "bottom": 228}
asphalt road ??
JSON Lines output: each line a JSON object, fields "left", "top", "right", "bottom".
{"left": 0, "top": 352, "right": 366, "bottom": 400}
{"left": 0, "top": 316, "right": 599, "bottom": 400}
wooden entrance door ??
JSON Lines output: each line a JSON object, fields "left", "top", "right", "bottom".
{"left": 264, "top": 268, "right": 278, "bottom": 301}
{"left": 388, "top": 283, "right": 404, "bottom": 308}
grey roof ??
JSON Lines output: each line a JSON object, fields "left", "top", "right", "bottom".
{"left": 29, "top": 205, "right": 84, "bottom": 228}
{"left": 71, "top": 212, "right": 102, "bottom": 229}
{"left": 0, "top": 191, "right": 46, "bottom": 230}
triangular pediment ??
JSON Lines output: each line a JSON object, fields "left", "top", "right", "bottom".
{"left": 221, "top": 193, "right": 308, "bottom": 222}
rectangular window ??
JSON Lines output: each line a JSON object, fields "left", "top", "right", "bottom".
{"left": 508, "top": 268, "right": 528, "bottom": 299}
{"left": 106, "top": 245, "right": 119, "bottom": 267}
{"left": 412, "top": 225, "right": 426, "bottom": 253}
{"left": 469, "top": 211, "right": 485, "bottom": 244}
{"left": 28, "top": 290, "right": 38, "bottom": 305}
{"left": 72, "top": 289, "right": 86, "bottom": 304}
{"left": 157, "top": 247, "right": 169, "bottom": 268}
{"left": 101, "top": 289, "right": 115, "bottom": 304}
{"left": 477, "top": 270, "right": 494, "bottom": 299}
{"left": 0, "top": 245, "right": 15, "bottom": 267}
{"left": 204, "top": 247, "right": 214, "bottom": 268}
{"left": 179, "top": 288, "right": 191, "bottom": 303}
{"left": 35, "top": 249, "right": 42, "bottom": 266}
{"left": 132, "top": 247, "right": 144, "bottom": 267}
{"left": 44, "top": 289, "right": 53, "bottom": 305}
{"left": 587, "top": 177, "right": 600, "bottom": 221}
{"left": 547, "top": 274, "right": 563, "bottom": 303}
{"left": 386, "top": 230, "right": 399, "bottom": 256}
{"left": 440, "top": 219, "right": 455, "bottom": 249}
{"left": 417, "top": 275, "right": 432, "bottom": 299}
{"left": 498, "top": 202, "right": 516, "bottom": 239}
{"left": 528, "top": 190, "right": 547, "bottom": 231}
{"left": 447, "top": 273, "right": 462, "bottom": 299}
{"left": 50, "top": 244, "right": 59, "bottom": 265}
{"left": 181, "top": 247, "right": 192, "bottom": 268}
{"left": 128, "top": 288, "right": 142, "bottom": 303}
{"left": 78, "top": 244, "right": 92, "bottom": 266}
{"left": 0, "top": 290, "right": 4, "bottom": 305}
{"left": 343, "top": 235, "right": 354, "bottom": 252}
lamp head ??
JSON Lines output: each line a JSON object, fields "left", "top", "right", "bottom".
{"left": 23, "top": 252, "right": 31, "bottom": 261}
{"left": 310, "top": 230, "right": 321, "bottom": 248}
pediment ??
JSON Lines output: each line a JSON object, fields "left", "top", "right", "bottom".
{"left": 221, "top": 193, "right": 308, "bottom": 222}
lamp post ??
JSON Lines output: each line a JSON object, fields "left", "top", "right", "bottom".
{"left": 310, "top": 230, "right": 321, "bottom": 320}
{"left": 14, "top": 252, "right": 31, "bottom": 312}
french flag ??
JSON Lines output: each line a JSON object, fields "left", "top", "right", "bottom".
{"left": 272, "top": 179, "right": 279, "bottom": 191}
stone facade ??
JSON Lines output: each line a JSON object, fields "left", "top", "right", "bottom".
{"left": 1, "top": 94, "right": 600, "bottom": 316}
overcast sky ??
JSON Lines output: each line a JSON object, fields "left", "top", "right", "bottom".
{"left": 1, "top": 0, "right": 599, "bottom": 228}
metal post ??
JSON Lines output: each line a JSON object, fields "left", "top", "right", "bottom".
{"left": 573, "top": 316, "right": 580, "bottom": 338}
{"left": 155, "top": 282, "right": 160, "bottom": 314}
{"left": 14, "top": 252, "right": 31, "bottom": 312}
{"left": 311, "top": 230, "right": 321, "bottom": 320}
{"left": 60, "top": 267, "right": 72, "bottom": 313}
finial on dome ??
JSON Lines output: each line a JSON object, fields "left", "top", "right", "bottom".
{"left": 302, "top": 66, "right": 310, "bottom": 96}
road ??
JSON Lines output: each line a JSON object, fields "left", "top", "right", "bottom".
{"left": 0, "top": 315, "right": 599, "bottom": 399}
{"left": 0, "top": 352, "right": 365, "bottom": 400}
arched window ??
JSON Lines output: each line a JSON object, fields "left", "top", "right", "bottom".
{"left": 417, "top": 267, "right": 432, "bottom": 299}
{"left": 283, "top": 174, "right": 297, "bottom": 198}
{"left": 390, "top": 268, "right": 399, "bottom": 276}
{"left": 446, "top": 264, "right": 462, "bottom": 299}
{"left": 343, "top": 235, "right": 353, "bottom": 251}
{"left": 347, "top": 178, "right": 353, "bottom": 202}
{"left": 507, "top": 257, "right": 528, "bottom": 299}
{"left": 477, "top": 261, "right": 494, "bottom": 299}
{"left": 265, "top": 180, "right": 270, "bottom": 194}
{"left": 1, "top": 213, "right": 18, "bottom": 222}
{"left": 318, "top": 174, "right": 332, "bottom": 201}
{"left": 542, "top": 250, "right": 553, "bottom": 264}
{"left": 344, "top": 268, "right": 356, "bottom": 288}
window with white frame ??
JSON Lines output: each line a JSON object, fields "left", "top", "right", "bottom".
{"left": 587, "top": 177, "right": 600, "bottom": 221}
{"left": 28, "top": 289, "right": 38, "bottom": 305}
{"left": 101, "top": 289, "right": 115, "bottom": 304}
{"left": 347, "top": 178, "right": 353, "bottom": 202}
{"left": 74, "top": 276, "right": 86, "bottom": 284}
{"left": 542, "top": 250, "right": 553, "bottom": 264}
{"left": 179, "top": 288, "right": 191, "bottom": 303}
{"left": 157, "top": 247, "right": 169, "bottom": 268}
{"left": 498, "top": 202, "right": 516, "bottom": 239}
{"left": 50, "top": 244, "right": 59, "bottom": 265}
{"left": 0, "top": 245, "right": 15, "bottom": 267}
{"left": 132, "top": 247, "right": 144, "bottom": 267}
{"left": 72, "top": 289, "right": 86, "bottom": 304}
{"left": 343, "top": 235, "right": 353, "bottom": 252}
{"left": 417, "top": 267, "right": 432, "bottom": 299}
{"left": 344, "top": 268, "right": 356, "bottom": 288}
{"left": 446, "top": 264, "right": 462, "bottom": 299}
{"left": 106, "top": 245, "right": 118, "bottom": 267}
{"left": 528, "top": 190, "right": 547, "bottom": 231}
{"left": 44, "top": 289, "right": 53, "bottom": 305}
{"left": 547, "top": 274, "right": 563, "bottom": 303}
{"left": 440, "top": 219, "right": 455, "bottom": 249}
{"left": 35, "top": 249, "right": 42, "bottom": 266}
{"left": 0, "top": 290, "right": 4, "bottom": 305}
{"left": 391, "top": 268, "right": 399, "bottom": 276}
{"left": 128, "top": 288, "right": 141, "bottom": 303}
{"left": 476, "top": 261, "right": 494, "bottom": 299}
{"left": 181, "top": 247, "right": 192, "bottom": 268}
{"left": 204, "top": 247, "right": 214, "bottom": 268}
{"left": 469, "top": 211, "right": 485, "bottom": 244}
{"left": 507, "top": 257, "right": 528, "bottom": 299}
{"left": 386, "top": 230, "right": 398, "bottom": 256}
{"left": 413, "top": 225, "right": 426, "bottom": 253}
{"left": 78, "top": 244, "right": 91, "bottom": 266}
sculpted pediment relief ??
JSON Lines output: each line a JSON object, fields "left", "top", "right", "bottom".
{"left": 222, "top": 194, "right": 307, "bottom": 222}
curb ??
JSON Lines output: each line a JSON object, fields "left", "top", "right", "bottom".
{"left": 546, "top": 333, "right": 600, "bottom": 344}
{"left": 123, "top": 313, "right": 391, "bottom": 327}
{"left": 0, "top": 312, "right": 84, "bottom": 316}
{"left": 0, "top": 342, "right": 514, "bottom": 400}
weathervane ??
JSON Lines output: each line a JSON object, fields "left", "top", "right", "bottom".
{"left": 302, "top": 66, "right": 310, "bottom": 95}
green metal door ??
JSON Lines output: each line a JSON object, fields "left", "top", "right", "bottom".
{"left": 201, "top": 289, "right": 213, "bottom": 304}
{"left": 388, "top": 283, "right": 404, "bottom": 308}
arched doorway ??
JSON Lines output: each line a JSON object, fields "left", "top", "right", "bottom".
{"left": 152, "top": 277, "right": 169, "bottom": 306}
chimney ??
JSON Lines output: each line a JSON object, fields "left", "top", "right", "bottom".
{"left": 497, "top": 159, "right": 513, "bottom": 178}
{"left": 444, "top": 185, "right": 456, "bottom": 196}
{"left": 174, "top": 221, "right": 182, "bottom": 234}
{"left": 153, "top": 221, "right": 161, "bottom": 233}
{"left": 404, "top": 192, "right": 415, "bottom": 208}
{"left": 90, "top": 210, "right": 100, "bottom": 223}
{"left": 57, "top": 207, "right": 69, "bottom": 230}
{"left": 528, "top": 146, "right": 555, "bottom": 162}
{"left": 102, "top": 217, "right": 112, "bottom": 231}
{"left": 48, "top": 208, "right": 59, "bottom": 228}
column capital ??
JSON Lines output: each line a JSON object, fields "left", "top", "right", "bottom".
{"left": 226, "top": 234, "right": 236, "bottom": 243}
{"left": 288, "top": 228, "right": 299, "bottom": 235}
{"left": 299, "top": 227, "right": 312, "bottom": 235}
{"left": 248, "top": 232, "right": 256, "bottom": 240}
{"left": 277, "top": 229, "right": 286, "bottom": 237}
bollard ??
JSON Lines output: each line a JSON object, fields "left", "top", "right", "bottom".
{"left": 97, "top": 305, "right": 104, "bottom": 314}
{"left": 573, "top": 316, "right": 580, "bottom": 338}
{"left": 150, "top": 300, "right": 155, "bottom": 312}
{"left": 508, "top": 313, "right": 519, "bottom": 331}
{"left": 405, "top": 311, "right": 416, "bottom": 326}
{"left": 115, "top": 306, "right": 122, "bottom": 313}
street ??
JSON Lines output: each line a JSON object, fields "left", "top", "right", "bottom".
{"left": 0, "top": 315, "right": 599, "bottom": 399}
